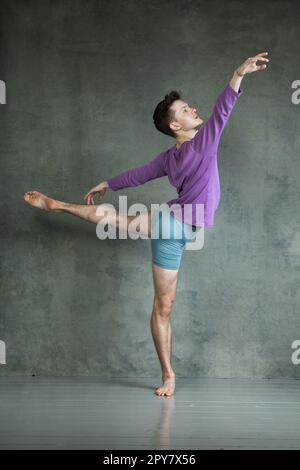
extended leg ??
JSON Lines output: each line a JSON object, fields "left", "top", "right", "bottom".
{"left": 151, "top": 263, "right": 179, "bottom": 397}
{"left": 23, "top": 191, "right": 151, "bottom": 237}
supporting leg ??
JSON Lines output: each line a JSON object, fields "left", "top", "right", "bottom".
{"left": 151, "top": 263, "right": 179, "bottom": 397}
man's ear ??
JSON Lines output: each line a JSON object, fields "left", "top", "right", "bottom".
{"left": 169, "top": 120, "right": 180, "bottom": 133}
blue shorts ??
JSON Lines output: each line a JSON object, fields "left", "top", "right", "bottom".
{"left": 151, "top": 209, "right": 201, "bottom": 271}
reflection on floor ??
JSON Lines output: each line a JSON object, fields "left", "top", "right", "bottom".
{"left": 0, "top": 376, "right": 300, "bottom": 449}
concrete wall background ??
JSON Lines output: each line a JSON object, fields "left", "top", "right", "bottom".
{"left": 1, "top": 0, "right": 300, "bottom": 378}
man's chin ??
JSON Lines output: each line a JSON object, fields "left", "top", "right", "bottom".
{"left": 195, "top": 121, "right": 204, "bottom": 130}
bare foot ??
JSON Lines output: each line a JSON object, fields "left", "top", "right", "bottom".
{"left": 155, "top": 375, "right": 175, "bottom": 397}
{"left": 23, "top": 191, "right": 61, "bottom": 212}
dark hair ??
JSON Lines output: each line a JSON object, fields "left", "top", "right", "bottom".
{"left": 152, "top": 90, "right": 182, "bottom": 138}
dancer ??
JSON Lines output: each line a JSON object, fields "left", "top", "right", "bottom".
{"left": 24, "top": 52, "right": 269, "bottom": 397}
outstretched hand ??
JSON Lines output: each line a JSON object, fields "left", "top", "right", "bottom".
{"left": 84, "top": 181, "right": 108, "bottom": 205}
{"left": 237, "top": 52, "right": 270, "bottom": 75}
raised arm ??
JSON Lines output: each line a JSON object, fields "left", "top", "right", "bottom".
{"left": 192, "top": 52, "right": 269, "bottom": 154}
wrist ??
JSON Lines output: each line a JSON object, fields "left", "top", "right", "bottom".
{"left": 235, "top": 68, "right": 246, "bottom": 77}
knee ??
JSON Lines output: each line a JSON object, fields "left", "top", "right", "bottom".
{"left": 153, "top": 295, "right": 174, "bottom": 319}
{"left": 96, "top": 204, "right": 118, "bottom": 226}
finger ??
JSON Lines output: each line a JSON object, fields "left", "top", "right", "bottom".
{"left": 257, "top": 64, "right": 268, "bottom": 71}
{"left": 84, "top": 191, "right": 92, "bottom": 200}
{"left": 254, "top": 52, "right": 268, "bottom": 59}
{"left": 251, "top": 56, "right": 269, "bottom": 62}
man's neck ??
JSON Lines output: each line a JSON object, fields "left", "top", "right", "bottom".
{"left": 175, "top": 127, "right": 201, "bottom": 149}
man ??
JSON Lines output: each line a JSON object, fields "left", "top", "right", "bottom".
{"left": 24, "top": 52, "right": 269, "bottom": 397}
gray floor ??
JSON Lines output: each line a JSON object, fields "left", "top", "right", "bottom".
{"left": 0, "top": 376, "right": 300, "bottom": 449}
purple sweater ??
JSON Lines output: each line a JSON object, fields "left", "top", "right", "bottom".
{"left": 107, "top": 83, "right": 243, "bottom": 228}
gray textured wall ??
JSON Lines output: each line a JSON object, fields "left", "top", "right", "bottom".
{"left": 1, "top": 0, "right": 300, "bottom": 378}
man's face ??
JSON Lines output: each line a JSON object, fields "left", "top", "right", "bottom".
{"left": 169, "top": 99, "right": 204, "bottom": 134}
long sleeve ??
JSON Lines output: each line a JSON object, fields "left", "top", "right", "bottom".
{"left": 192, "top": 83, "right": 243, "bottom": 154}
{"left": 107, "top": 150, "right": 168, "bottom": 191}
